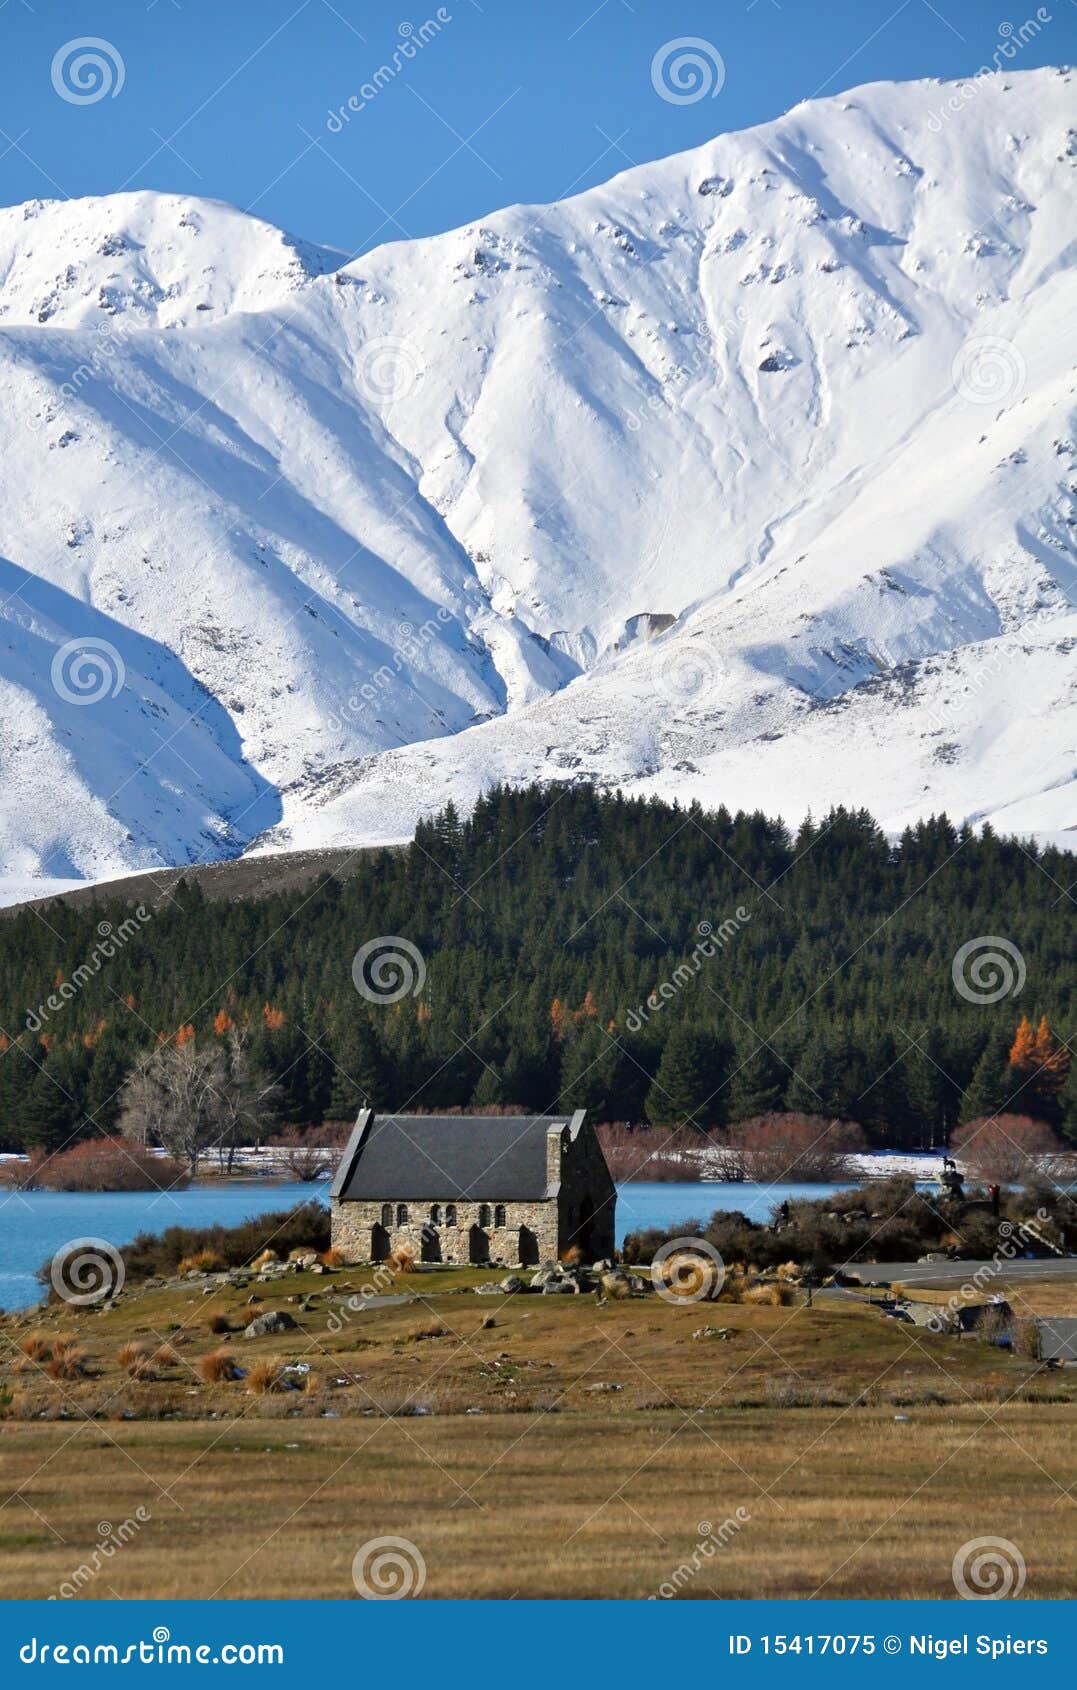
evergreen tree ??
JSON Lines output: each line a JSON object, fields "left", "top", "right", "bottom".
{"left": 959, "top": 1031, "right": 1014, "bottom": 1123}
{"left": 728, "top": 1040, "right": 787, "bottom": 1121}
{"left": 646, "top": 1025, "right": 732, "bottom": 1129}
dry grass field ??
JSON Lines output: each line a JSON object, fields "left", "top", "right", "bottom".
{"left": 1, "top": 1267, "right": 1074, "bottom": 1599}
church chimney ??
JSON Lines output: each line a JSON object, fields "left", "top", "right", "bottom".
{"left": 546, "top": 1124, "right": 564, "bottom": 1190}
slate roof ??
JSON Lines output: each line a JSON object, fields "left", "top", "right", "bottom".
{"left": 331, "top": 1111, "right": 576, "bottom": 1202}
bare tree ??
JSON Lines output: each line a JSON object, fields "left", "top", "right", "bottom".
{"left": 118, "top": 1042, "right": 256, "bottom": 1175}
{"left": 211, "top": 1027, "right": 280, "bottom": 1172}
{"left": 268, "top": 1125, "right": 346, "bottom": 1183}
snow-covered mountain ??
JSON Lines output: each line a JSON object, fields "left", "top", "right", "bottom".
{"left": 1, "top": 68, "right": 1075, "bottom": 899}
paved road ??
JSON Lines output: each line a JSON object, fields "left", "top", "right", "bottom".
{"left": 840, "top": 1257, "right": 1077, "bottom": 1287}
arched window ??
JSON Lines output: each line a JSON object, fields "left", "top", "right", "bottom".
{"left": 478, "top": 1203, "right": 491, "bottom": 1228}
{"left": 381, "top": 1204, "right": 392, "bottom": 1228}
{"left": 396, "top": 1203, "right": 409, "bottom": 1226}
{"left": 494, "top": 1204, "right": 506, "bottom": 1228}
{"left": 445, "top": 1204, "right": 457, "bottom": 1225}
{"left": 430, "top": 1204, "right": 441, "bottom": 1224}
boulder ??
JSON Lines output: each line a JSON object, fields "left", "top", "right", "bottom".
{"left": 243, "top": 1309, "right": 299, "bottom": 1340}
{"left": 499, "top": 1275, "right": 526, "bottom": 1295}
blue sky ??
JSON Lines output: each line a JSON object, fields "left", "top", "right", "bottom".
{"left": 1, "top": 0, "right": 1074, "bottom": 254}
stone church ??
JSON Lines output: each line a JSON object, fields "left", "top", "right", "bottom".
{"left": 330, "top": 1108, "right": 616, "bottom": 1266}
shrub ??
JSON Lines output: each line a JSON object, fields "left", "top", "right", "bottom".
{"left": 177, "top": 1248, "right": 225, "bottom": 1275}
{"left": 45, "top": 1338, "right": 87, "bottom": 1381}
{"left": 388, "top": 1246, "right": 415, "bottom": 1274}
{"left": 246, "top": 1361, "right": 284, "bottom": 1394}
{"left": 952, "top": 1116, "right": 1062, "bottom": 1183}
{"left": 0, "top": 1150, "right": 48, "bottom": 1191}
{"left": 205, "top": 1313, "right": 232, "bottom": 1336}
{"left": 34, "top": 1138, "right": 189, "bottom": 1193}
{"left": 17, "top": 1333, "right": 52, "bottom": 1365}
{"left": 265, "top": 1126, "right": 345, "bottom": 1183}
{"left": 152, "top": 1344, "right": 181, "bottom": 1369}
{"left": 320, "top": 1248, "right": 345, "bottom": 1269}
{"left": 252, "top": 1248, "right": 279, "bottom": 1270}
{"left": 742, "top": 1282, "right": 794, "bottom": 1307}
{"left": 713, "top": 1114, "right": 867, "bottom": 1182}
{"left": 594, "top": 1123, "right": 699, "bottom": 1182}
{"left": 117, "top": 1342, "right": 157, "bottom": 1382}
{"left": 117, "top": 1341, "right": 151, "bottom": 1371}
{"left": 114, "top": 1202, "right": 329, "bottom": 1281}
{"left": 197, "top": 1349, "right": 240, "bottom": 1384}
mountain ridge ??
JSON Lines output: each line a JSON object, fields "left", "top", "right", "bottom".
{"left": 0, "top": 66, "right": 1074, "bottom": 901}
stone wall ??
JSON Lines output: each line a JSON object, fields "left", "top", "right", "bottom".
{"left": 330, "top": 1111, "right": 617, "bottom": 1266}
{"left": 331, "top": 1197, "right": 560, "bottom": 1266}
{"left": 557, "top": 1119, "right": 617, "bottom": 1260}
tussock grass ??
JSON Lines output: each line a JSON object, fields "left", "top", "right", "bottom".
{"left": 176, "top": 1249, "right": 225, "bottom": 1275}
{"left": 196, "top": 1349, "right": 239, "bottom": 1384}
{"left": 245, "top": 1361, "right": 284, "bottom": 1395}
{"left": 44, "top": 1338, "right": 87, "bottom": 1381}
{"left": 407, "top": 1319, "right": 449, "bottom": 1342}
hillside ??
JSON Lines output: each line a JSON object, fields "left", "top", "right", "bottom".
{"left": 0, "top": 68, "right": 1075, "bottom": 897}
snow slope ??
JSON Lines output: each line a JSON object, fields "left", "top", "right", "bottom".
{"left": 0, "top": 69, "right": 1075, "bottom": 895}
